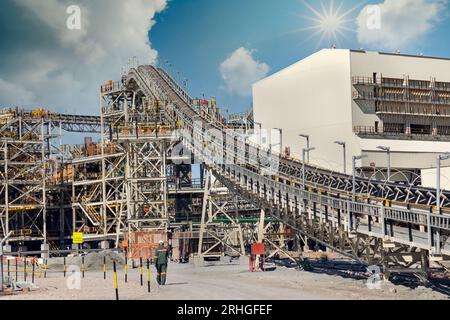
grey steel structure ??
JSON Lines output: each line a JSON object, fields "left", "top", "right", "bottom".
{"left": 0, "top": 108, "right": 101, "bottom": 249}
{"left": 1, "top": 63, "right": 450, "bottom": 279}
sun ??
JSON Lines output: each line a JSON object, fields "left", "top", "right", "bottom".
{"left": 292, "top": 0, "right": 365, "bottom": 49}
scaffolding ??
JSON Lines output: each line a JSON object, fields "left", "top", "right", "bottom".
{"left": 0, "top": 108, "right": 67, "bottom": 247}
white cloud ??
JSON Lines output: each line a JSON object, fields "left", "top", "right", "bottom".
{"left": 0, "top": 78, "right": 36, "bottom": 106}
{"left": 356, "top": 0, "right": 447, "bottom": 50}
{"left": 220, "top": 47, "right": 270, "bottom": 97}
{"left": 2, "top": 0, "right": 167, "bottom": 114}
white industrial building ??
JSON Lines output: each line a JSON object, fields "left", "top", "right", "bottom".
{"left": 253, "top": 49, "right": 450, "bottom": 189}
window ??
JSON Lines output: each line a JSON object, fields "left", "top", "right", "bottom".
{"left": 410, "top": 124, "right": 431, "bottom": 135}
{"left": 384, "top": 123, "right": 404, "bottom": 134}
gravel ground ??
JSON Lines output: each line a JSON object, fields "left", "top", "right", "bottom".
{"left": 0, "top": 260, "right": 448, "bottom": 300}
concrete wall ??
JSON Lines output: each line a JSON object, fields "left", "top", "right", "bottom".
{"left": 422, "top": 167, "right": 450, "bottom": 190}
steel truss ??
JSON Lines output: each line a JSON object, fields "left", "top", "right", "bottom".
{"left": 71, "top": 150, "right": 126, "bottom": 244}
{"left": 68, "top": 78, "right": 208, "bottom": 248}
{"left": 125, "top": 64, "right": 450, "bottom": 276}
{"left": 0, "top": 111, "right": 67, "bottom": 246}
{"left": 198, "top": 170, "right": 256, "bottom": 258}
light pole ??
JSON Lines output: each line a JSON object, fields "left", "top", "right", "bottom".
{"left": 377, "top": 146, "right": 391, "bottom": 182}
{"left": 274, "top": 128, "right": 283, "bottom": 154}
{"left": 334, "top": 141, "right": 346, "bottom": 174}
{"left": 254, "top": 122, "right": 262, "bottom": 145}
{"left": 436, "top": 153, "right": 450, "bottom": 254}
{"left": 224, "top": 109, "right": 230, "bottom": 125}
{"left": 352, "top": 155, "right": 368, "bottom": 198}
{"left": 299, "top": 134, "right": 310, "bottom": 162}
{"left": 302, "top": 148, "right": 316, "bottom": 191}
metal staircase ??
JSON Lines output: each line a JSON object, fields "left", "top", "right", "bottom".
{"left": 73, "top": 200, "right": 102, "bottom": 227}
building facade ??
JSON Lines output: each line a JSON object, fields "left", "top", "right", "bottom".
{"left": 253, "top": 49, "right": 450, "bottom": 188}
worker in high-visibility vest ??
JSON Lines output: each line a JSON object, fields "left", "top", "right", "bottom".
{"left": 154, "top": 240, "right": 169, "bottom": 285}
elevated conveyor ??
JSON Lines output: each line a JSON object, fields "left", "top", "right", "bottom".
{"left": 121, "top": 65, "right": 450, "bottom": 274}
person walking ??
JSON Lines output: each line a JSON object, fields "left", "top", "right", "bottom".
{"left": 154, "top": 240, "right": 169, "bottom": 285}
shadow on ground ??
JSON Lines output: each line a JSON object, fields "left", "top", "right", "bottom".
{"left": 273, "top": 259, "right": 450, "bottom": 297}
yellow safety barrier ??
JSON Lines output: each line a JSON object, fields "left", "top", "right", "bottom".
{"left": 103, "top": 256, "right": 106, "bottom": 280}
{"left": 139, "top": 257, "right": 143, "bottom": 286}
{"left": 63, "top": 257, "right": 67, "bottom": 277}
{"left": 81, "top": 256, "right": 85, "bottom": 278}
{"left": 146, "top": 259, "right": 151, "bottom": 293}
{"left": 113, "top": 261, "right": 119, "bottom": 300}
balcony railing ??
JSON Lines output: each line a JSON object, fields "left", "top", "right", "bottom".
{"left": 352, "top": 76, "right": 372, "bottom": 85}
{"left": 375, "top": 106, "right": 450, "bottom": 118}
{"left": 435, "top": 82, "right": 450, "bottom": 91}
{"left": 353, "top": 76, "right": 405, "bottom": 88}
{"left": 353, "top": 76, "right": 450, "bottom": 92}
{"left": 101, "top": 81, "right": 124, "bottom": 94}
{"left": 409, "top": 81, "right": 432, "bottom": 90}
{"left": 353, "top": 126, "right": 450, "bottom": 140}
{"left": 353, "top": 91, "right": 450, "bottom": 105}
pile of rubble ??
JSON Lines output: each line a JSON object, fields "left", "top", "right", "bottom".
{"left": 46, "top": 251, "right": 125, "bottom": 271}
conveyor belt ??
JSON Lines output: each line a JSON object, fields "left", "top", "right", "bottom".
{"left": 125, "top": 65, "right": 450, "bottom": 264}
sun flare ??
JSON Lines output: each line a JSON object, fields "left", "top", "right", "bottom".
{"left": 293, "top": 0, "right": 365, "bottom": 49}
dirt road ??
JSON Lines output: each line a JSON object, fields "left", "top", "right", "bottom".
{"left": 0, "top": 261, "right": 448, "bottom": 300}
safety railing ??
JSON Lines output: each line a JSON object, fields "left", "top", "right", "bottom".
{"left": 353, "top": 126, "right": 450, "bottom": 140}
{"left": 101, "top": 81, "right": 124, "bottom": 94}
{"left": 353, "top": 90, "right": 450, "bottom": 105}
{"left": 375, "top": 106, "right": 450, "bottom": 117}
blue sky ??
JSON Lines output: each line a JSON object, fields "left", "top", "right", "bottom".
{"left": 1, "top": 0, "right": 450, "bottom": 118}
{"left": 150, "top": 0, "right": 450, "bottom": 114}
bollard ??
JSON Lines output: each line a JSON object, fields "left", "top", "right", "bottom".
{"left": 44, "top": 259, "right": 47, "bottom": 278}
{"left": 124, "top": 255, "right": 128, "bottom": 283}
{"left": 139, "top": 257, "right": 143, "bottom": 286}
{"left": 103, "top": 256, "right": 106, "bottom": 280}
{"left": 7, "top": 258, "right": 10, "bottom": 277}
{"left": 146, "top": 259, "right": 151, "bottom": 293}
{"left": 32, "top": 259, "right": 35, "bottom": 284}
{"left": 63, "top": 257, "right": 67, "bottom": 278}
{"left": 15, "top": 258, "right": 18, "bottom": 280}
{"left": 81, "top": 256, "right": 85, "bottom": 278}
{"left": 23, "top": 257, "right": 27, "bottom": 282}
{"left": 113, "top": 260, "right": 119, "bottom": 301}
